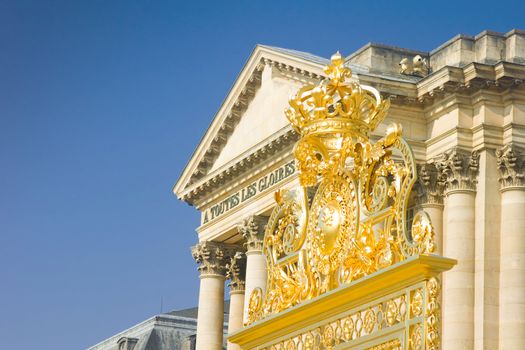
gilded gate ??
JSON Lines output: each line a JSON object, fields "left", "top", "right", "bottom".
{"left": 229, "top": 52, "right": 456, "bottom": 350}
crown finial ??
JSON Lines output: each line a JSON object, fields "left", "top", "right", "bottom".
{"left": 325, "top": 51, "right": 351, "bottom": 88}
{"left": 285, "top": 51, "right": 390, "bottom": 186}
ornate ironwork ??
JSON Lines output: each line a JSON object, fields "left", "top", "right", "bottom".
{"left": 247, "top": 52, "right": 436, "bottom": 324}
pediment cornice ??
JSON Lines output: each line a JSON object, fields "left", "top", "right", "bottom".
{"left": 173, "top": 46, "right": 328, "bottom": 204}
{"left": 182, "top": 127, "right": 298, "bottom": 207}
{"left": 175, "top": 47, "right": 525, "bottom": 208}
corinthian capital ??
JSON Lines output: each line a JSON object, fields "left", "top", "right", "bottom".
{"left": 435, "top": 148, "right": 480, "bottom": 193}
{"left": 191, "top": 241, "right": 239, "bottom": 277}
{"left": 226, "top": 251, "right": 247, "bottom": 293}
{"left": 416, "top": 163, "right": 445, "bottom": 206}
{"left": 496, "top": 143, "right": 525, "bottom": 189}
{"left": 238, "top": 215, "right": 268, "bottom": 252}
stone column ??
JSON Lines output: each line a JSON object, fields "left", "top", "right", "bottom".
{"left": 497, "top": 144, "right": 525, "bottom": 349}
{"left": 192, "top": 241, "right": 237, "bottom": 350}
{"left": 436, "top": 149, "right": 479, "bottom": 350}
{"left": 417, "top": 163, "right": 445, "bottom": 254}
{"left": 238, "top": 215, "right": 268, "bottom": 323}
{"left": 226, "top": 251, "right": 246, "bottom": 350}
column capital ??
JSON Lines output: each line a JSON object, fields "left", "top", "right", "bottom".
{"left": 191, "top": 241, "right": 239, "bottom": 278}
{"left": 238, "top": 215, "right": 268, "bottom": 252}
{"left": 497, "top": 143, "right": 525, "bottom": 190}
{"left": 416, "top": 163, "right": 445, "bottom": 206}
{"left": 435, "top": 148, "right": 480, "bottom": 194}
{"left": 227, "top": 251, "right": 247, "bottom": 294}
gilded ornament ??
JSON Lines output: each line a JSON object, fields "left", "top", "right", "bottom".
{"left": 364, "top": 308, "right": 377, "bottom": 334}
{"left": 366, "top": 339, "right": 402, "bottom": 350}
{"left": 322, "top": 324, "right": 334, "bottom": 349}
{"left": 343, "top": 317, "right": 354, "bottom": 341}
{"left": 410, "top": 324, "right": 423, "bottom": 349}
{"left": 411, "top": 289, "right": 424, "bottom": 317}
{"left": 385, "top": 300, "right": 398, "bottom": 326}
{"left": 425, "top": 277, "right": 441, "bottom": 350}
{"left": 246, "top": 51, "right": 439, "bottom": 339}
{"left": 304, "top": 332, "right": 315, "bottom": 350}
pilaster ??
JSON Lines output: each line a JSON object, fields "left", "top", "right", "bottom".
{"left": 497, "top": 144, "right": 525, "bottom": 349}
{"left": 435, "top": 148, "right": 479, "bottom": 350}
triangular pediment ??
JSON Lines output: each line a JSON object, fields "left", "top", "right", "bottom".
{"left": 173, "top": 45, "right": 331, "bottom": 205}
{"left": 209, "top": 64, "right": 303, "bottom": 173}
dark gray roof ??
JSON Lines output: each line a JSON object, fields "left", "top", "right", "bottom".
{"left": 164, "top": 299, "right": 230, "bottom": 319}
{"left": 89, "top": 301, "right": 230, "bottom": 350}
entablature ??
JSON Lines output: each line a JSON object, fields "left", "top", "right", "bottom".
{"left": 175, "top": 32, "right": 525, "bottom": 212}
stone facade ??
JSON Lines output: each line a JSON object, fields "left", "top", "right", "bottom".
{"left": 175, "top": 29, "right": 525, "bottom": 350}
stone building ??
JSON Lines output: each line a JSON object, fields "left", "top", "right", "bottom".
{"left": 87, "top": 303, "right": 229, "bottom": 350}
{"left": 174, "top": 29, "right": 525, "bottom": 350}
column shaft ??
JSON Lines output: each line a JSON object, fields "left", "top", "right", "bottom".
{"left": 243, "top": 251, "right": 267, "bottom": 322}
{"left": 442, "top": 190, "right": 476, "bottom": 350}
{"left": 226, "top": 251, "right": 246, "bottom": 350}
{"left": 196, "top": 275, "right": 225, "bottom": 350}
{"left": 499, "top": 188, "right": 525, "bottom": 349}
{"left": 238, "top": 215, "right": 268, "bottom": 324}
{"left": 227, "top": 291, "right": 245, "bottom": 350}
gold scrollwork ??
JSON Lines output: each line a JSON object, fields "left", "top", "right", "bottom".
{"left": 426, "top": 277, "right": 441, "bottom": 350}
{"left": 247, "top": 51, "right": 437, "bottom": 327}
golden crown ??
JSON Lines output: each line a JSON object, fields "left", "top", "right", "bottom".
{"left": 285, "top": 52, "right": 390, "bottom": 139}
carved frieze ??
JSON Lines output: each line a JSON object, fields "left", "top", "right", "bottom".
{"left": 496, "top": 143, "right": 525, "bottom": 189}
{"left": 226, "top": 251, "right": 247, "bottom": 293}
{"left": 191, "top": 241, "right": 239, "bottom": 277}
{"left": 238, "top": 215, "right": 268, "bottom": 252}
{"left": 435, "top": 148, "right": 480, "bottom": 193}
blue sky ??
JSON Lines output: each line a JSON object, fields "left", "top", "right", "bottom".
{"left": 1, "top": 0, "right": 523, "bottom": 349}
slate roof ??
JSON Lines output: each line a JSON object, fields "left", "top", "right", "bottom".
{"left": 88, "top": 301, "right": 230, "bottom": 350}
{"left": 164, "top": 299, "right": 230, "bottom": 319}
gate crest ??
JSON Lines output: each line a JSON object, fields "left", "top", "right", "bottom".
{"left": 230, "top": 52, "right": 455, "bottom": 350}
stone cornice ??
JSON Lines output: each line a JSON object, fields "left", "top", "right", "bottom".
{"left": 187, "top": 66, "right": 263, "bottom": 186}
{"left": 227, "top": 251, "right": 247, "bottom": 293}
{"left": 176, "top": 50, "right": 525, "bottom": 207}
{"left": 496, "top": 143, "right": 525, "bottom": 189}
{"left": 174, "top": 46, "right": 328, "bottom": 201}
{"left": 182, "top": 127, "right": 298, "bottom": 206}
{"left": 435, "top": 148, "right": 480, "bottom": 193}
{"left": 386, "top": 62, "right": 525, "bottom": 107}
{"left": 191, "top": 241, "right": 241, "bottom": 277}
{"left": 263, "top": 57, "right": 324, "bottom": 84}
{"left": 238, "top": 215, "right": 268, "bottom": 252}
{"left": 186, "top": 58, "right": 324, "bottom": 187}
